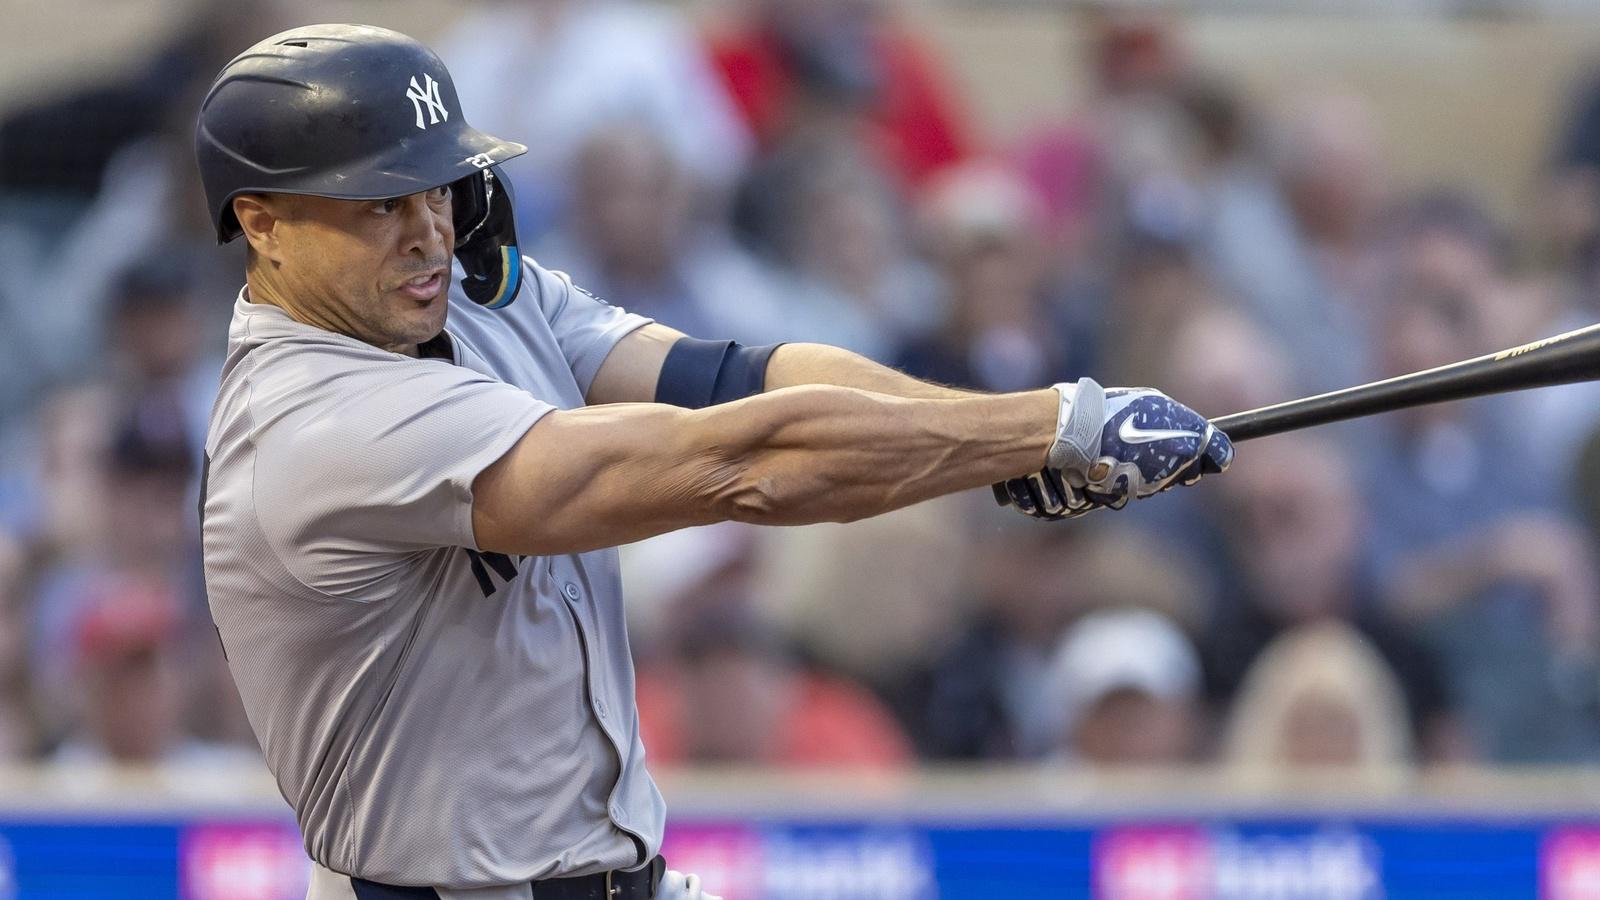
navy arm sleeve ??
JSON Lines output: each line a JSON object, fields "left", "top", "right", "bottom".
{"left": 654, "top": 338, "right": 783, "bottom": 409}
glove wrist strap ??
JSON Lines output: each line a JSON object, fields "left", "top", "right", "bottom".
{"left": 1047, "top": 377, "right": 1105, "bottom": 473}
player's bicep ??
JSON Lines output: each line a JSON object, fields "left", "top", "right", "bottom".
{"left": 586, "top": 322, "right": 686, "bottom": 405}
{"left": 470, "top": 402, "right": 735, "bottom": 557}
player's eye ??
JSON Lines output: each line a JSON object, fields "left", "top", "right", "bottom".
{"left": 375, "top": 198, "right": 402, "bottom": 215}
{"left": 427, "top": 185, "right": 451, "bottom": 203}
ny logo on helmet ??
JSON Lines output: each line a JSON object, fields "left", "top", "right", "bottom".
{"left": 405, "top": 74, "right": 449, "bottom": 130}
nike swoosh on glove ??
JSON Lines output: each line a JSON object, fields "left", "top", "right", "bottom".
{"left": 1079, "top": 386, "right": 1234, "bottom": 507}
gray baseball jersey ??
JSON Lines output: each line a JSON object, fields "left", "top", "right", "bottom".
{"left": 200, "top": 258, "right": 663, "bottom": 891}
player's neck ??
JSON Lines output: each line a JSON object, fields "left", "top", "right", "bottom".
{"left": 243, "top": 269, "right": 337, "bottom": 334}
{"left": 245, "top": 268, "right": 420, "bottom": 357}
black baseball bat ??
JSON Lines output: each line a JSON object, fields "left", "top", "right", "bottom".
{"left": 1213, "top": 320, "right": 1600, "bottom": 442}
{"left": 994, "top": 321, "right": 1600, "bottom": 509}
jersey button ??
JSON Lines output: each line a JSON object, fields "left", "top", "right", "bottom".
{"left": 595, "top": 699, "right": 607, "bottom": 718}
{"left": 563, "top": 583, "right": 581, "bottom": 602}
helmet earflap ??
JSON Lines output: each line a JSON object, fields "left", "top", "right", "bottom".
{"left": 451, "top": 166, "right": 520, "bottom": 309}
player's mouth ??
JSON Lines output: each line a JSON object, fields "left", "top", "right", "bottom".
{"left": 395, "top": 268, "right": 446, "bottom": 300}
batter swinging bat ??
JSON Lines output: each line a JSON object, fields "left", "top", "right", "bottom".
{"left": 1212, "top": 320, "right": 1600, "bottom": 442}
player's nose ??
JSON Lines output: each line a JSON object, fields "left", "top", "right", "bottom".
{"left": 396, "top": 191, "right": 451, "bottom": 258}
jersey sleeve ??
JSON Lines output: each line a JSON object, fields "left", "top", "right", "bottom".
{"left": 521, "top": 259, "right": 651, "bottom": 395}
{"left": 251, "top": 349, "right": 552, "bottom": 599}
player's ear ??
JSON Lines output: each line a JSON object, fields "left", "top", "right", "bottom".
{"left": 233, "top": 194, "right": 287, "bottom": 262}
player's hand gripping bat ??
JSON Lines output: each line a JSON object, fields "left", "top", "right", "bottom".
{"left": 994, "top": 321, "right": 1600, "bottom": 511}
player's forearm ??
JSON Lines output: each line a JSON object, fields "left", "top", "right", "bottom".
{"left": 474, "top": 384, "right": 1055, "bottom": 557}
{"left": 764, "top": 343, "right": 978, "bottom": 401}
{"left": 690, "top": 384, "right": 1056, "bottom": 526}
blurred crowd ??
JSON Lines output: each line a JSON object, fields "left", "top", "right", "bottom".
{"left": 7, "top": 0, "right": 1600, "bottom": 782}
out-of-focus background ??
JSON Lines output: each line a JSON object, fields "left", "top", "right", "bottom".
{"left": 8, "top": 0, "right": 1600, "bottom": 897}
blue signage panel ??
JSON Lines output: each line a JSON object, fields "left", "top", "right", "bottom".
{"left": 0, "top": 814, "right": 1593, "bottom": 899}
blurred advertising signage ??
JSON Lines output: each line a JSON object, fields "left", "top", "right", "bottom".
{"left": 2, "top": 813, "right": 1599, "bottom": 897}
{"left": 0, "top": 835, "right": 14, "bottom": 900}
{"left": 180, "top": 820, "right": 308, "bottom": 900}
{"left": 1093, "top": 825, "right": 1381, "bottom": 900}
{"left": 1543, "top": 827, "right": 1600, "bottom": 900}
{"left": 662, "top": 822, "right": 936, "bottom": 900}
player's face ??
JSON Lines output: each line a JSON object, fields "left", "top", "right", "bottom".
{"left": 270, "top": 188, "right": 456, "bottom": 352}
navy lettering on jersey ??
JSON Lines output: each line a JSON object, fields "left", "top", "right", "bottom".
{"left": 465, "top": 549, "right": 521, "bottom": 596}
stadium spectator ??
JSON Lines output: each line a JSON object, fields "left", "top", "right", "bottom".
{"left": 1049, "top": 608, "right": 1204, "bottom": 766}
{"left": 1204, "top": 434, "right": 1466, "bottom": 762}
{"left": 1363, "top": 201, "right": 1517, "bottom": 555}
{"left": 8, "top": 386, "right": 113, "bottom": 563}
{"left": 1221, "top": 622, "right": 1415, "bottom": 789}
{"left": 1396, "top": 189, "right": 1600, "bottom": 491}
{"left": 707, "top": 0, "right": 971, "bottom": 189}
{"left": 730, "top": 135, "right": 939, "bottom": 359}
{"left": 28, "top": 393, "right": 202, "bottom": 744}
{"left": 0, "top": 145, "right": 219, "bottom": 423}
{"left": 755, "top": 497, "right": 971, "bottom": 699}
{"left": 619, "top": 522, "right": 764, "bottom": 661}
{"left": 1200, "top": 88, "right": 1388, "bottom": 396}
{"left": 1016, "top": 10, "right": 1199, "bottom": 266}
{"left": 1119, "top": 302, "right": 1298, "bottom": 553}
{"left": 896, "top": 520, "right": 1080, "bottom": 761}
{"left": 1157, "top": 305, "right": 1295, "bottom": 430}
{"left": 1541, "top": 62, "right": 1600, "bottom": 295}
{"left": 1098, "top": 240, "right": 1215, "bottom": 388}
{"left": 1350, "top": 192, "right": 1600, "bottom": 761}
{"left": 902, "top": 521, "right": 1201, "bottom": 761}
{"left": 46, "top": 578, "right": 257, "bottom": 803}
{"left": 636, "top": 600, "right": 913, "bottom": 768}
{"left": 534, "top": 124, "right": 782, "bottom": 342}
{"left": 54, "top": 582, "right": 193, "bottom": 764}
{"left": 103, "top": 259, "right": 222, "bottom": 468}
{"left": 1385, "top": 512, "right": 1600, "bottom": 762}
{"left": 894, "top": 163, "right": 1083, "bottom": 393}
{"left": 439, "top": 0, "right": 750, "bottom": 241}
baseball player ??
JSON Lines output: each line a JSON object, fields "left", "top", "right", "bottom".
{"left": 194, "top": 24, "right": 1232, "bottom": 900}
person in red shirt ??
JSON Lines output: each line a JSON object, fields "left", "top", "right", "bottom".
{"left": 637, "top": 602, "right": 913, "bottom": 768}
{"left": 706, "top": 0, "right": 971, "bottom": 189}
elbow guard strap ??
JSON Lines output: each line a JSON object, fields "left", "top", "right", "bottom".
{"left": 655, "top": 339, "right": 783, "bottom": 409}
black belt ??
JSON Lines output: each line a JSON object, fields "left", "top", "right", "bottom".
{"left": 350, "top": 855, "right": 666, "bottom": 900}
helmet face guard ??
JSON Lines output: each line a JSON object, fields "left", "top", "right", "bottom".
{"left": 195, "top": 24, "right": 529, "bottom": 308}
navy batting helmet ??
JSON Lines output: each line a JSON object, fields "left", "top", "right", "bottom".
{"left": 195, "top": 24, "right": 527, "bottom": 309}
